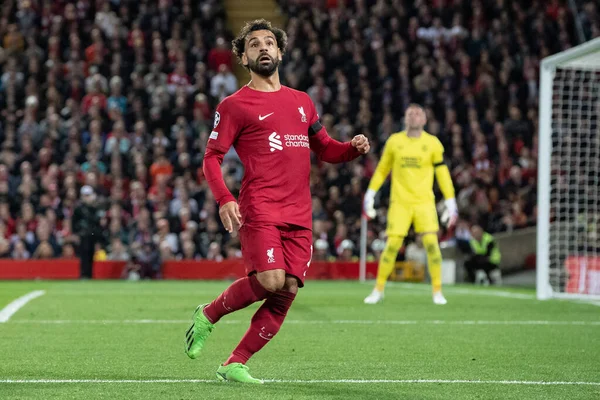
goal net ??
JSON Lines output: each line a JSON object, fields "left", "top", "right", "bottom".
{"left": 537, "top": 38, "right": 600, "bottom": 300}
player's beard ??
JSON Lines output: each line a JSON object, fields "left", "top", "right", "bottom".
{"left": 248, "top": 53, "right": 280, "bottom": 77}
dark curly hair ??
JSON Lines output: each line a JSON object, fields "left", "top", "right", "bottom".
{"left": 232, "top": 19, "right": 288, "bottom": 67}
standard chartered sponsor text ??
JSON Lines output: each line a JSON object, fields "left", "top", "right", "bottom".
{"left": 284, "top": 134, "right": 310, "bottom": 148}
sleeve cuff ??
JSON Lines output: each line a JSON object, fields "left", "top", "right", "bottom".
{"left": 217, "top": 194, "right": 236, "bottom": 207}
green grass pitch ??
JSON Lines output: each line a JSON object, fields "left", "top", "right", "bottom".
{"left": 0, "top": 280, "right": 599, "bottom": 399}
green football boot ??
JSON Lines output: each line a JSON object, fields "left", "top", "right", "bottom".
{"left": 216, "top": 363, "right": 264, "bottom": 384}
{"left": 184, "top": 304, "right": 214, "bottom": 359}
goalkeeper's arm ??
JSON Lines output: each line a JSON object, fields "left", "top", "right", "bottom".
{"left": 434, "top": 161, "right": 458, "bottom": 227}
{"left": 363, "top": 142, "right": 393, "bottom": 218}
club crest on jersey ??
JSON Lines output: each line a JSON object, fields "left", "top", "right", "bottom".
{"left": 267, "top": 248, "right": 275, "bottom": 263}
{"left": 213, "top": 112, "right": 220, "bottom": 128}
{"left": 298, "top": 106, "right": 307, "bottom": 123}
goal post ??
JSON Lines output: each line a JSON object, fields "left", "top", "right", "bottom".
{"left": 359, "top": 213, "right": 367, "bottom": 283}
{"left": 537, "top": 37, "right": 600, "bottom": 300}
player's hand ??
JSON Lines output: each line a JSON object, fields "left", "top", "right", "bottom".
{"left": 444, "top": 198, "right": 458, "bottom": 228}
{"left": 219, "top": 201, "right": 242, "bottom": 235}
{"left": 363, "top": 189, "right": 377, "bottom": 219}
{"left": 351, "top": 134, "right": 370, "bottom": 154}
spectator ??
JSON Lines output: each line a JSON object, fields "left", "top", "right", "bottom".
{"left": 370, "top": 238, "right": 385, "bottom": 262}
{"left": 132, "top": 242, "right": 161, "bottom": 279}
{"left": 82, "top": 75, "right": 108, "bottom": 115}
{"left": 0, "top": 221, "right": 9, "bottom": 257}
{"left": 206, "top": 242, "right": 224, "bottom": 262}
{"left": 3, "top": 24, "right": 25, "bottom": 54}
{"left": 32, "top": 241, "right": 54, "bottom": 259}
{"left": 107, "top": 76, "right": 127, "bottom": 115}
{"left": 104, "top": 120, "right": 131, "bottom": 156}
{"left": 12, "top": 240, "right": 31, "bottom": 259}
{"left": 337, "top": 239, "right": 357, "bottom": 261}
{"left": 313, "top": 238, "right": 330, "bottom": 261}
{"left": 94, "top": 242, "right": 107, "bottom": 261}
{"left": 72, "top": 186, "right": 101, "bottom": 279}
{"left": 167, "top": 61, "right": 192, "bottom": 95}
{"left": 207, "top": 36, "right": 232, "bottom": 72}
{"left": 62, "top": 243, "right": 76, "bottom": 259}
{"left": 464, "top": 225, "right": 502, "bottom": 285}
{"left": 149, "top": 153, "right": 173, "bottom": 186}
{"left": 181, "top": 239, "right": 200, "bottom": 260}
{"left": 209, "top": 64, "right": 238, "bottom": 102}
{"left": 153, "top": 218, "right": 178, "bottom": 254}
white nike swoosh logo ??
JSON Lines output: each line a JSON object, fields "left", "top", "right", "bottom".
{"left": 259, "top": 112, "right": 274, "bottom": 121}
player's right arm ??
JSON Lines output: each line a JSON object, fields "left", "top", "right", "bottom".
{"left": 203, "top": 98, "right": 243, "bottom": 234}
{"left": 363, "top": 137, "right": 395, "bottom": 218}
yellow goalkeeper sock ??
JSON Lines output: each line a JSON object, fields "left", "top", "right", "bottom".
{"left": 375, "top": 236, "right": 404, "bottom": 292}
{"left": 422, "top": 233, "right": 443, "bottom": 293}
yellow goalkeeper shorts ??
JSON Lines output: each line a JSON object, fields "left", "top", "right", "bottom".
{"left": 387, "top": 202, "right": 439, "bottom": 236}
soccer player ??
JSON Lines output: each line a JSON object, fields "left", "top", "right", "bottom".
{"left": 184, "top": 19, "right": 370, "bottom": 383}
{"left": 363, "top": 104, "right": 457, "bottom": 305}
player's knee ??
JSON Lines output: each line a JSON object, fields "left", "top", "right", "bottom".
{"left": 282, "top": 276, "right": 299, "bottom": 294}
{"left": 256, "top": 270, "right": 286, "bottom": 292}
{"left": 385, "top": 236, "right": 404, "bottom": 254}
{"left": 421, "top": 233, "right": 440, "bottom": 255}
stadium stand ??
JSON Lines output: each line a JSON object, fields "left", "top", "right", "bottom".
{"left": 0, "top": 0, "right": 588, "bottom": 268}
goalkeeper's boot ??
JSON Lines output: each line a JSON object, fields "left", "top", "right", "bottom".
{"left": 216, "top": 363, "right": 264, "bottom": 384}
{"left": 433, "top": 291, "right": 447, "bottom": 305}
{"left": 184, "top": 304, "right": 214, "bottom": 359}
{"left": 364, "top": 288, "right": 384, "bottom": 304}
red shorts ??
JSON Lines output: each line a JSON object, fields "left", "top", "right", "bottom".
{"left": 239, "top": 223, "right": 313, "bottom": 287}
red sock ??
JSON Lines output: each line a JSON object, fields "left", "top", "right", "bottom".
{"left": 224, "top": 290, "right": 296, "bottom": 365}
{"left": 203, "top": 275, "right": 270, "bottom": 324}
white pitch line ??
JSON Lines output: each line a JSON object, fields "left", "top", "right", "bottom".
{"left": 0, "top": 379, "right": 599, "bottom": 386}
{"left": 444, "top": 288, "right": 535, "bottom": 299}
{"left": 0, "top": 290, "right": 46, "bottom": 323}
{"left": 9, "top": 319, "right": 600, "bottom": 326}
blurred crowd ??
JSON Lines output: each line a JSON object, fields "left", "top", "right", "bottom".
{"left": 279, "top": 0, "right": 584, "bottom": 260}
{"left": 0, "top": 0, "right": 591, "bottom": 265}
{"left": 0, "top": 0, "right": 238, "bottom": 264}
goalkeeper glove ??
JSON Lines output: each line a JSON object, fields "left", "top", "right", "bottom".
{"left": 443, "top": 198, "right": 458, "bottom": 228}
{"left": 363, "top": 189, "right": 376, "bottom": 219}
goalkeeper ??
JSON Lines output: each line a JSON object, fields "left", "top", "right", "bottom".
{"left": 363, "top": 104, "right": 458, "bottom": 305}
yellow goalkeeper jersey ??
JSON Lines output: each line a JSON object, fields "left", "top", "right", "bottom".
{"left": 368, "top": 130, "right": 455, "bottom": 204}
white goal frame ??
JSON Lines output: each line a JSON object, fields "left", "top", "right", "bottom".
{"left": 537, "top": 37, "right": 600, "bottom": 300}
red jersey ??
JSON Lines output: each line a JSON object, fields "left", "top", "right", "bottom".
{"left": 204, "top": 85, "right": 360, "bottom": 230}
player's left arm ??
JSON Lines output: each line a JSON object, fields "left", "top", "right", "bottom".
{"left": 432, "top": 138, "right": 458, "bottom": 226}
{"left": 310, "top": 129, "right": 370, "bottom": 163}
{"left": 306, "top": 99, "right": 369, "bottom": 162}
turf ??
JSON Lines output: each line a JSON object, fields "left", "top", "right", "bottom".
{"left": 0, "top": 280, "right": 598, "bottom": 399}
